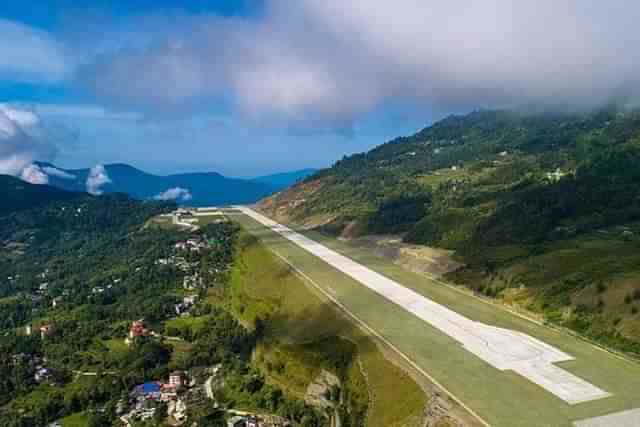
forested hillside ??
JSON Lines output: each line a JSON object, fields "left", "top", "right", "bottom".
{"left": 258, "top": 109, "right": 640, "bottom": 355}
{"left": 0, "top": 175, "right": 82, "bottom": 215}
{"left": 0, "top": 194, "right": 329, "bottom": 426}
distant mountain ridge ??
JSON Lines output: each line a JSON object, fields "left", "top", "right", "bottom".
{"left": 34, "top": 162, "right": 316, "bottom": 207}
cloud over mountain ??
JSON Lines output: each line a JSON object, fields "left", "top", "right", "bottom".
{"left": 86, "top": 164, "right": 111, "bottom": 195}
{"left": 0, "top": 105, "right": 58, "bottom": 184}
{"left": 20, "top": 164, "right": 49, "bottom": 184}
{"left": 3, "top": 1, "right": 640, "bottom": 177}
{"left": 78, "top": 0, "right": 640, "bottom": 124}
{"left": 42, "top": 166, "right": 76, "bottom": 180}
{"left": 154, "top": 187, "right": 193, "bottom": 201}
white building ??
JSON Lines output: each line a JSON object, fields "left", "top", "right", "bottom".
{"left": 169, "top": 371, "right": 184, "bottom": 388}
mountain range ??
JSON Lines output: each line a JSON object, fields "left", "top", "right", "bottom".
{"left": 34, "top": 162, "right": 316, "bottom": 207}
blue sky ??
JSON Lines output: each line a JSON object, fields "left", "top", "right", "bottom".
{"left": 0, "top": 0, "right": 429, "bottom": 177}
{"left": 1, "top": 1, "right": 638, "bottom": 179}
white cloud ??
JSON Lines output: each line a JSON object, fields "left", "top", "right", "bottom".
{"left": 42, "top": 166, "right": 76, "bottom": 180}
{"left": 154, "top": 187, "right": 193, "bottom": 201}
{"left": 20, "top": 164, "right": 49, "bottom": 184}
{"left": 0, "top": 18, "right": 70, "bottom": 83}
{"left": 86, "top": 164, "right": 111, "bottom": 195}
{"left": 33, "top": 104, "right": 143, "bottom": 121}
{"left": 0, "top": 105, "right": 57, "bottom": 180}
{"left": 78, "top": 0, "right": 640, "bottom": 124}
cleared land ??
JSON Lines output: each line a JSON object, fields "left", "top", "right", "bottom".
{"left": 60, "top": 412, "right": 90, "bottom": 426}
{"left": 227, "top": 209, "right": 640, "bottom": 427}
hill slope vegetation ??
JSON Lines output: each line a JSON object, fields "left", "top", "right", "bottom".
{"left": 0, "top": 174, "right": 82, "bottom": 215}
{"left": 258, "top": 109, "right": 640, "bottom": 355}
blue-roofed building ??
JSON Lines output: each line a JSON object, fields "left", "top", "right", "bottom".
{"left": 133, "top": 382, "right": 162, "bottom": 400}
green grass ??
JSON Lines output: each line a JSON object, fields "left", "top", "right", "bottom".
{"left": 164, "top": 315, "right": 214, "bottom": 337}
{"left": 168, "top": 339, "right": 194, "bottom": 369}
{"left": 196, "top": 214, "right": 228, "bottom": 226}
{"left": 416, "top": 166, "right": 475, "bottom": 189}
{"left": 104, "top": 338, "right": 129, "bottom": 354}
{"left": 459, "top": 230, "right": 640, "bottom": 350}
{"left": 145, "top": 216, "right": 176, "bottom": 230}
{"left": 234, "top": 213, "right": 640, "bottom": 427}
{"left": 60, "top": 411, "right": 90, "bottom": 427}
{"left": 226, "top": 230, "right": 427, "bottom": 427}
{"left": 253, "top": 337, "right": 356, "bottom": 396}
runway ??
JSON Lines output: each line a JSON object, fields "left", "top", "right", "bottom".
{"left": 236, "top": 206, "right": 610, "bottom": 405}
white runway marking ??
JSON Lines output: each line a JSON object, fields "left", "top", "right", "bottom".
{"left": 237, "top": 206, "right": 611, "bottom": 405}
{"left": 574, "top": 408, "right": 640, "bottom": 426}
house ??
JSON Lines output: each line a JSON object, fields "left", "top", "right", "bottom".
{"left": 35, "top": 367, "right": 52, "bottom": 382}
{"left": 228, "top": 416, "right": 247, "bottom": 427}
{"left": 39, "top": 324, "right": 54, "bottom": 339}
{"left": 132, "top": 382, "right": 162, "bottom": 400}
{"left": 183, "top": 295, "right": 197, "bottom": 305}
{"left": 160, "top": 383, "right": 178, "bottom": 402}
{"left": 129, "top": 320, "right": 149, "bottom": 338}
{"left": 126, "top": 320, "right": 150, "bottom": 345}
{"left": 175, "top": 294, "right": 198, "bottom": 315}
{"left": 169, "top": 371, "right": 184, "bottom": 388}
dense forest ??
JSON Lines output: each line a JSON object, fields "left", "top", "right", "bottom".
{"left": 0, "top": 175, "right": 82, "bottom": 216}
{"left": 0, "top": 191, "right": 323, "bottom": 426}
{"left": 258, "top": 109, "right": 640, "bottom": 356}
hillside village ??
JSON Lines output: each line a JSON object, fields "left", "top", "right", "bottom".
{"left": 0, "top": 196, "right": 327, "bottom": 426}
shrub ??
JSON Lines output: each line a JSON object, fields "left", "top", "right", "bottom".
{"left": 632, "top": 306, "right": 638, "bottom": 315}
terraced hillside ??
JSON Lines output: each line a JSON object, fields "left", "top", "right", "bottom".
{"left": 257, "top": 109, "right": 640, "bottom": 356}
